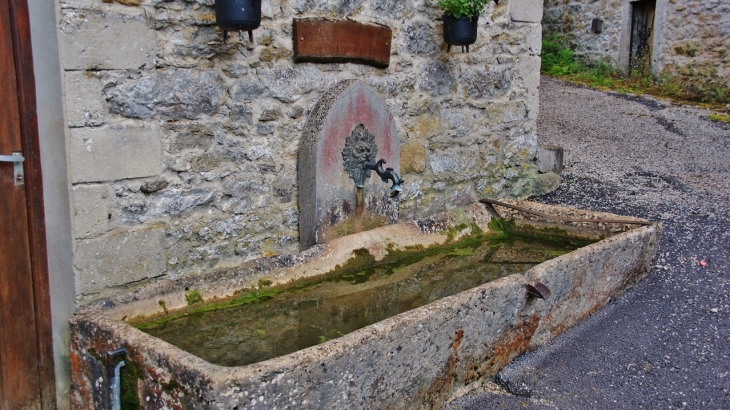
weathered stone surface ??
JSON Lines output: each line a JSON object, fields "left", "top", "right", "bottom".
{"left": 60, "top": 0, "right": 544, "bottom": 294}
{"left": 419, "top": 62, "right": 455, "bottom": 96}
{"left": 107, "top": 69, "right": 227, "bottom": 120}
{"left": 371, "top": 0, "right": 410, "bottom": 18}
{"left": 72, "top": 184, "right": 110, "bottom": 239}
{"left": 140, "top": 178, "right": 169, "bottom": 194}
{"left": 223, "top": 178, "right": 272, "bottom": 213}
{"left": 191, "top": 151, "right": 226, "bottom": 172}
{"left": 526, "top": 23, "right": 542, "bottom": 56}
{"left": 70, "top": 203, "right": 660, "bottom": 410}
{"left": 518, "top": 56, "right": 541, "bottom": 91}
{"left": 273, "top": 175, "right": 295, "bottom": 202}
{"left": 64, "top": 71, "right": 105, "bottom": 127}
{"left": 69, "top": 127, "right": 162, "bottom": 183}
{"left": 485, "top": 101, "right": 528, "bottom": 125}
{"left": 257, "top": 123, "right": 276, "bottom": 135}
{"left": 230, "top": 105, "right": 254, "bottom": 124}
{"left": 299, "top": 80, "right": 400, "bottom": 249}
{"left": 230, "top": 80, "right": 266, "bottom": 102}
{"left": 510, "top": 0, "right": 543, "bottom": 23}
{"left": 169, "top": 26, "right": 220, "bottom": 59}
{"left": 288, "top": 105, "right": 305, "bottom": 119}
{"left": 533, "top": 171, "right": 561, "bottom": 196}
{"left": 293, "top": 0, "right": 364, "bottom": 15}
{"left": 170, "top": 126, "right": 214, "bottom": 153}
{"left": 222, "top": 63, "right": 249, "bottom": 78}
{"left": 409, "top": 112, "right": 442, "bottom": 139}
{"left": 59, "top": 10, "right": 156, "bottom": 70}
{"left": 259, "top": 106, "right": 281, "bottom": 122}
{"left": 429, "top": 147, "right": 481, "bottom": 181}
{"left": 76, "top": 227, "right": 166, "bottom": 296}
{"left": 401, "top": 140, "right": 426, "bottom": 174}
{"left": 464, "top": 66, "right": 514, "bottom": 99}
{"left": 146, "top": 188, "right": 215, "bottom": 217}
{"left": 262, "top": 66, "right": 322, "bottom": 103}
{"left": 59, "top": 0, "right": 95, "bottom": 8}
{"left": 537, "top": 145, "right": 564, "bottom": 174}
{"left": 401, "top": 20, "right": 437, "bottom": 55}
{"left": 441, "top": 105, "right": 486, "bottom": 138}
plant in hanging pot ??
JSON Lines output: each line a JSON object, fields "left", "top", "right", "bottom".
{"left": 215, "top": 0, "right": 262, "bottom": 42}
{"left": 438, "top": 0, "right": 497, "bottom": 53}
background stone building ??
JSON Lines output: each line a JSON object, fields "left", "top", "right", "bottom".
{"left": 12, "top": 0, "right": 545, "bottom": 407}
{"left": 542, "top": 0, "right": 729, "bottom": 86}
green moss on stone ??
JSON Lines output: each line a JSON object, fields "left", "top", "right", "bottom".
{"left": 131, "top": 221, "right": 594, "bottom": 331}
{"left": 185, "top": 290, "right": 203, "bottom": 306}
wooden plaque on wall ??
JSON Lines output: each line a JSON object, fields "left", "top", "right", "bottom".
{"left": 293, "top": 18, "right": 392, "bottom": 68}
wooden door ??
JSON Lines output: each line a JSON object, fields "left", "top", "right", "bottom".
{"left": 629, "top": 0, "right": 656, "bottom": 73}
{"left": 0, "top": 0, "right": 56, "bottom": 408}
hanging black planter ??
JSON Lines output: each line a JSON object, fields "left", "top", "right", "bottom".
{"left": 442, "top": 15, "right": 478, "bottom": 53}
{"left": 215, "top": 0, "right": 261, "bottom": 42}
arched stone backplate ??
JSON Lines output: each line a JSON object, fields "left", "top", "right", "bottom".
{"left": 299, "top": 80, "right": 400, "bottom": 249}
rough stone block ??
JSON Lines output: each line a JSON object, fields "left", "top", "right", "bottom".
{"left": 59, "top": 10, "right": 157, "bottom": 70}
{"left": 401, "top": 140, "right": 426, "bottom": 174}
{"left": 72, "top": 184, "right": 111, "bottom": 240}
{"left": 526, "top": 23, "right": 542, "bottom": 56}
{"left": 429, "top": 147, "right": 481, "bottom": 181}
{"left": 76, "top": 228, "right": 166, "bottom": 296}
{"left": 107, "top": 69, "right": 226, "bottom": 120}
{"left": 537, "top": 145, "right": 564, "bottom": 174}
{"left": 509, "top": 0, "right": 543, "bottom": 23}
{"left": 64, "top": 71, "right": 105, "bottom": 127}
{"left": 518, "top": 56, "right": 541, "bottom": 92}
{"left": 409, "top": 112, "right": 441, "bottom": 139}
{"left": 533, "top": 171, "right": 561, "bottom": 196}
{"left": 464, "top": 66, "right": 513, "bottom": 99}
{"left": 69, "top": 127, "right": 162, "bottom": 183}
{"left": 419, "top": 61, "right": 455, "bottom": 96}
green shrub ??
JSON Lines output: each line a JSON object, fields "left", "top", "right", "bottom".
{"left": 438, "top": 0, "right": 491, "bottom": 18}
{"left": 540, "top": 33, "right": 730, "bottom": 108}
{"left": 540, "top": 34, "right": 584, "bottom": 75}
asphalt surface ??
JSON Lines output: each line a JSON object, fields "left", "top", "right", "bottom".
{"left": 443, "top": 77, "right": 730, "bottom": 410}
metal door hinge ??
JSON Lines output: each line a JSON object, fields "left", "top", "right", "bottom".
{"left": 0, "top": 152, "right": 25, "bottom": 185}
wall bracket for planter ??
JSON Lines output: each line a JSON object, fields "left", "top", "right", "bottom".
{"left": 215, "top": 0, "right": 261, "bottom": 42}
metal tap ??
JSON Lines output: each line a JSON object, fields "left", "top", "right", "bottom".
{"left": 363, "top": 159, "right": 402, "bottom": 198}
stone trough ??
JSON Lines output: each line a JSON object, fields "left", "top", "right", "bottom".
{"left": 70, "top": 200, "right": 660, "bottom": 409}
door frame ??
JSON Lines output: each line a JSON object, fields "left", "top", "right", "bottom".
{"left": 4, "top": 0, "right": 56, "bottom": 406}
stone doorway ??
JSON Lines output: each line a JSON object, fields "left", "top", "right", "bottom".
{"left": 629, "top": 0, "right": 656, "bottom": 73}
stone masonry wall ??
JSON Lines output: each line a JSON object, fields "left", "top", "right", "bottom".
{"left": 660, "top": 0, "right": 730, "bottom": 87}
{"left": 542, "top": 0, "right": 624, "bottom": 65}
{"left": 58, "top": 0, "right": 543, "bottom": 301}
{"left": 543, "top": 0, "right": 729, "bottom": 86}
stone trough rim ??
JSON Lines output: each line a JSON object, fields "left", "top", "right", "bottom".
{"left": 71, "top": 199, "right": 660, "bottom": 390}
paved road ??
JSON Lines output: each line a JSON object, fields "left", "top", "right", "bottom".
{"left": 444, "top": 77, "right": 730, "bottom": 409}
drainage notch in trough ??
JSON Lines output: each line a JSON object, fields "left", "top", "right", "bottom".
{"left": 526, "top": 282, "right": 551, "bottom": 299}
{"left": 106, "top": 348, "right": 127, "bottom": 410}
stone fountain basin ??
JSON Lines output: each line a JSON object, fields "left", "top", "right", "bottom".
{"left": 70, "top": 200, "right": 660, "bottom": 409}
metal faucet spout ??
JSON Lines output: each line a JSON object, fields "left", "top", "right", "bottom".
{"left": 364, "top": 159, "right": 403, "bottom": 198}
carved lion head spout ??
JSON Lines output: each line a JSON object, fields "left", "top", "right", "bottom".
{"left": 342, "top": 124, "right": 379, "bottom": 187}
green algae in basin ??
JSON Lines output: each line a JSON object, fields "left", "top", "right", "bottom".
{"left": 134, "top": 236, "right": 586, "bottom": 367}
